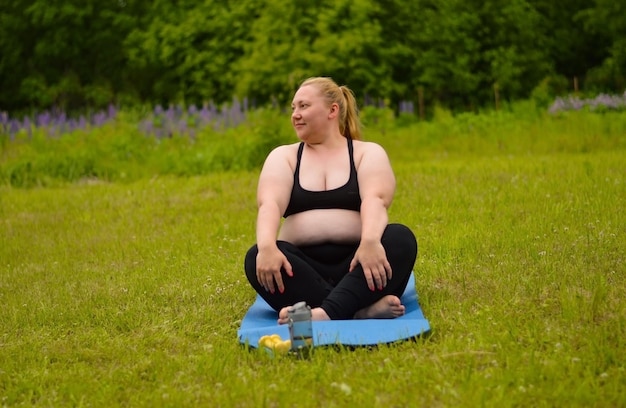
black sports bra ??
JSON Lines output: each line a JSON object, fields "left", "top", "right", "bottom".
{"left": 283, "top": 138, "right": 361, "bottom": 217}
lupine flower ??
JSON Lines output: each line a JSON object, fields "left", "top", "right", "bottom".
{"left": 0, "top": 107, "right": 118, "bottom": 138}
{"left": 138, "top": 99, "right": 250, "bottom": 138}
{"left": 399, "top": 100, "right": 414, "bottom": 115}
{"left": 549, "top": 91, "right": 626, "bottom": 114}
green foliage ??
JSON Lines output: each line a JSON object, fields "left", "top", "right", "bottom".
{"left": 530, "top": 75, "right": 571, "bottom": 108}
{"left": 235, "top": 0, "right": 391, "bottom": 105}
{"left": 0, "top": 108, "right": 296, "bottom": 187}
{"left": 0, "top": 0, "right": 139, "bottom": 112}
{"left": 2, "top": 106, "right": 626, "bottom": 188}
{"left": 148, "top": 109, "right": 293, "bottom": 176}
{"left": 360, "top": 105, "right": 396, "bottom": 133}
{"left": 1, "top": 0, "right": 625, "bottom": 113}
{"left": 124, "top": 0, "right": 254, "bottom": 105}
{"left": 0, "top": 123, "right": 153, "bottom": 187}
{"left": 577, "top": 0, "right": 626, "bottom": 91}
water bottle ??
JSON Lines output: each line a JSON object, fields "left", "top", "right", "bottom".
{"left": 288, "top": 301, "right": 313, "bottom": 356}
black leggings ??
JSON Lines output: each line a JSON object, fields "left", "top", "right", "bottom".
{"left": 244, "top": 223, "right": 418, "bottom": 320}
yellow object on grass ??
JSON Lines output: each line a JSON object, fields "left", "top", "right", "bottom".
{"left": 258, "top": 334, "right": 291, "bottom": 354}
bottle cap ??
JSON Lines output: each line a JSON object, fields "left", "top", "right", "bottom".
{"left": 288, "top": 301, "right": 311, "bottom": 322}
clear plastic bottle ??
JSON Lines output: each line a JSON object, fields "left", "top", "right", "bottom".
{"left": 288, "top": 301, "right": 313, "bottom": 356}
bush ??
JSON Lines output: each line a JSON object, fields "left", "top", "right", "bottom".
{"left": 2, "top": 101, "right": 625, "bottom": 188}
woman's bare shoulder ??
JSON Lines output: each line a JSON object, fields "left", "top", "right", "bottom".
{"left": 260, "top": 143, "right": 301, "bottom": 177}
{"left": 352, "top": 140, "right": 389, "bottom": 163}
{"left": 353, "top": 139, "right": 387, "bottom": 151}
{"left": 264, "top": 142, "right": 300, "bottom": 163}
{"left": 269, "top": 142, "right": 300, "bottom": 156}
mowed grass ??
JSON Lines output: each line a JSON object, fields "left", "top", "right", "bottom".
{"left": 1, "top": 120, "right": 625, "bottom": 406}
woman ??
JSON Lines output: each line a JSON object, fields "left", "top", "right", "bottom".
{"left": 244, "top": 77, "right": 417, "bottom": 323}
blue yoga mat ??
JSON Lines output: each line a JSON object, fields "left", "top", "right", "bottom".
{"left": 238, "top": 273, "right": 430, "bottom": 347}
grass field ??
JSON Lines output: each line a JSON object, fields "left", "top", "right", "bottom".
{"left": 1, "top": 109, "right": 625, "bottom": 406}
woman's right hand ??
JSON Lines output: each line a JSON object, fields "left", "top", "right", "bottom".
{"left": 256, "top": 246, "right": 293, "bottom": 294}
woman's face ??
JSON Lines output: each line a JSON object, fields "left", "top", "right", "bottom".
{"left": 291, "top": 85, "right": 332, "bottom": 141}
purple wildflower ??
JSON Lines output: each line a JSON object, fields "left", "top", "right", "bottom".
{"left": 9, "top": 119, "right": 20, "bottom": 139}
{"left": 399, "top": 100, "right": 414, "bottom": 115}
{"left": 92, "top": 112, "right": 107, "bottom": 127}
{"left": 37, "top": 111, "right": 51, "bottom": 127}
{"left": 549, "top": 91, "right": 626, "bottom": 114}
{"left": 107, "top": 104, "right": 117, "bottom": 119}
{"left": 78, "top": 115, "right": 87, "bottom": 130}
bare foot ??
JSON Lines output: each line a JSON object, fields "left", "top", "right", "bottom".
{"left": 354, "top": 295, "right": 405, "bottom": 319}
{"left": 278, "top": 306, "right": 330, "bottom": 325}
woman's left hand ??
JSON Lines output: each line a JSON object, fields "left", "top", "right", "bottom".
{"left": 349, "top": 240, "right": 392, "bottom": 291}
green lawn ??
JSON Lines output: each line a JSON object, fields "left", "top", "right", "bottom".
{"left": 1, "top": 115, "right": 625, "bottom": 406}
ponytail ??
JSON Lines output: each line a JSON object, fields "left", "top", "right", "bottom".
{"left": 339, "top": 85, "right": 361, "bottom": 140}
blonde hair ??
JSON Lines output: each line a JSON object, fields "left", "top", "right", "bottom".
{"left": 299, "top": 77, "right": 362, "bottom": 140}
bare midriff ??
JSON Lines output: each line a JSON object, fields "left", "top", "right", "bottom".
{"left": 278, "top": 209, "right": 361, "bottom": 246}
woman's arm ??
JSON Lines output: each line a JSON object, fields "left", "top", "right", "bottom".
{"left": 350, "top": 142, "right": 396, "bottom": 291}
{"left": 255, "top": 145, "right": 295, "bottom": 294}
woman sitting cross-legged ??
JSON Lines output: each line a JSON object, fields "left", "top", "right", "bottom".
{"left": 244, "top": 77, "right": 418, "bottom": 323}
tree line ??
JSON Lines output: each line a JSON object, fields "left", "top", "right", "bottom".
{"left": 0, "top": 0, "right": 624, "bottom": 114}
